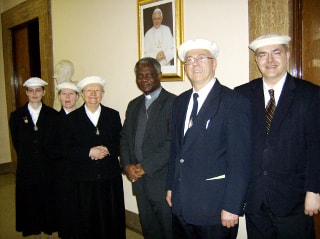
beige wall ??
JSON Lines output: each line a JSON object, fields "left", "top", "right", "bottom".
{"left": 1, "top": 0, "right": 249, "bottom": 238}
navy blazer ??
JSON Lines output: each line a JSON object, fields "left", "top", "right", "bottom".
{"left": 235, "top": 73, "right": 320, "bottom": 216}
{"left": 120, "top": 88, "right": 176, "bottom": 199}
{"left": 167, "top": 80, "right": 252, "bottom": 225}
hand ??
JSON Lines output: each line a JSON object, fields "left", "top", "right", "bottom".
{"left": 304, "top": 191, "right": 320, "bottom": 216}
{"left": 166, "top": 190, "right": 172, "bottom": 207}
{"left": 89, "top": 145, "right": 109, "bottom": 160}
{"left": 135, "top": 163, "right": 145, "bottom": 177}
{"left": 221, "top": 210, "right": 239, "bottom": 228}
{"left": 156, "top": 51, "right": 165, "bottom": 61}
{"left": 125, "top": 164, "right": 143, "bottom": 182}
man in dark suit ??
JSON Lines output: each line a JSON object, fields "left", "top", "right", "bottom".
{"left": 235, "top": 34, "right": 320, "bottom": 239}
{"left": 166, "top": 39, "right": 252, "bottom": 239}
{"left": 120, "top": 57, "right": 176, "bottom": 239}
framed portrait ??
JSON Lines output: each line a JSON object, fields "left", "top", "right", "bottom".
{"left": 137, "top": 0, "right": 184, "bottom": 81}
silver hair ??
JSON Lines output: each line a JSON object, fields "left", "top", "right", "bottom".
{"left": 134, "top": 57, "right": 162, "bottom": 74}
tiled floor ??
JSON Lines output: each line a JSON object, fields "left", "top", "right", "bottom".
{"left": 0, "top": 173, "right": 143, "bottom": 239}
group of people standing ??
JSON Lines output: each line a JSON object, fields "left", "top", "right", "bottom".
{"left": 9, "top": 33, "right": 320, "bottom": 239}
{"left": 10, "top": 76, "right": 125, "bottom": 239}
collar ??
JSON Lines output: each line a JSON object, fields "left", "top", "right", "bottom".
{"left": 28, "top": 102, "right": 42, "bottom": 113}
{"left": 145, "top": 86, "right": 162, "bottom": 100}
{"left": 263, "top": 73, "right": 287, "bottom": 106}
{"left": 192, "top": 78, "right": 216, "bottom": 99}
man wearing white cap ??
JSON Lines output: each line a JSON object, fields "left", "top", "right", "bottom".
{"left": 235, "top": 34, "right": 320, "bottom": 238}
{"left": 9, "top": 77, "right": 58, "bottom": 239}
{"left": 61, "top": 76, "right": 125, "bottom": 239}
{"left": 166, "top": 39, "right": 252, "bottom": 239}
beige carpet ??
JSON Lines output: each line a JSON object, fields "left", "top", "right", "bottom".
{"left": 0, "top": 173, "right": 143, "bottom": 239}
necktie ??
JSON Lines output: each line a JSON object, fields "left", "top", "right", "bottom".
{"left": 188, "top": 93, "right": 199, "bottom": 128}
{"left": 265, "top": 89, "right": 276, "bottom": 134}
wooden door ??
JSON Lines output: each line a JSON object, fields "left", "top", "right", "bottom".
{"left": 12, "top": 20, "right": 41, "bottom": 109}
{"left": 2, "top": 0, "right": 53, "bottom": 173}
{"left": 302, "top": 0, "right": 320, "bottom": 86}
{"left": 301, "top": 0, "right": 320, "bottom": 237}
{"left": 13, "top": 26, "right": 31, "bottom": 108}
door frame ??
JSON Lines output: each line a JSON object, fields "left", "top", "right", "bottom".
{"left": 1, "top": 0, "right": 54, "bottom": 171}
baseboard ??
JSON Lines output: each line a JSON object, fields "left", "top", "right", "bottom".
{"left": 0, "top": 163, "right": 143, "bottom": 235}
{"left": 125, "top": 210, "right": 142, "bottom": 235}
{"left": 0, "top": 162, "right": 12, "bottom": 175}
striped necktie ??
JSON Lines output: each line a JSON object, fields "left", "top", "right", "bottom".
{"left": 265, "top": 89, "right": 275, "bottom": 134}
{"left": 188, "top": 93, "right": 199, "bottom": 128}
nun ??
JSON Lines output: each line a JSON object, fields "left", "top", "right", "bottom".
{"left": 53, "top": 81, "right": 79, "bottom": 239}
{"left": 61, "top": 76, "right": 125, "bottom": 239}
{"left": 9, "top": 77, "right": 58, "bottom": 239}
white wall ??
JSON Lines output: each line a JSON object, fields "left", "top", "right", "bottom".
{"left": 1, "top": 0, "right": 249, "bottom": 238}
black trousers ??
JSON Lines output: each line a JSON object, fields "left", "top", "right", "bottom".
{"left": 245, "top": 203, "right": 315, "bottom": 239}
{"left": 135, "top": 184, "right": 173, "bottom": 239}
{"left": 172, "top": 213, "right": 238, "bottom": 239}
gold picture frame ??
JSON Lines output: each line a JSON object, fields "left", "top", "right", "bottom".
{"left": 137, "top": 0, "right": 184, "bottom": 81}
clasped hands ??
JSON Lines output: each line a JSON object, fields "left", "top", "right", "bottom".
{"left": 125, "top": 164, "right": 145, "bottom": 183}
{"left": 89, "top": 145, "right": 109, "bottom": 160}
{"left": 156, "top": 51, "right": 166, "bottom": 61}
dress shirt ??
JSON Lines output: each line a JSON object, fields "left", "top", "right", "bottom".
{"left": 145, "top": 87, "right": 162, "bottom": 110}
{"left": 263, "top": 73, "right": 286, "bottom": 107}
{"left": 184, "top": 78, "right": 216, "bottom": 134}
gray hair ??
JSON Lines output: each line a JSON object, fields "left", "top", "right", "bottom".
{"left": 134, "top": 57, "right": 162, "bottom": 74}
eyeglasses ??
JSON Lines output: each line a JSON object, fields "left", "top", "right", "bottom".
{"left": 184, "top": 55, "right": 213, "bottom": 65}
{"left": 256, "top": 49, "right": 283, "bottom": 60}
{"left": 27, "top": 88, "right": 43, "bottom": 94}
{"left": 82, "top": 89, "right": 103, "bottom": 94}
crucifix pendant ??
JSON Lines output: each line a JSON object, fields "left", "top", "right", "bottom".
{"left": 34, "top": 125, "right": 38, "bottom": 131}
{"left": 96, "top": 127, "right": 100, "bottom": 135}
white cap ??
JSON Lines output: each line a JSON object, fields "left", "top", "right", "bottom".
{"left": 178, "top": 39, "right": 219, "bottom": 61}
{"left": 23, "top": 77, "right": 48, "bottom": 87}
{"left": 77, "top": 76, "right": 105, "bottom": 91}
{"left": 56, "top": 82, "right": 79, "bottom": 92}
{"left": 249, "top": 34, "right": 291, "bottom": 51}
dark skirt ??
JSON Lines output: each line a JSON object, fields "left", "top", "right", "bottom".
{"left": 55, "top": 177, "right": 77, "bottom": 238}
{"left": 74, "top": 176, "right": 126, "bottom": 239}
{"left": 16, "top": 182, "right": 56, "bottom": 237}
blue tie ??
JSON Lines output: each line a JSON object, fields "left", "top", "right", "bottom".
{"left": 188, "top": 93, "right": 199, "bottom": 128}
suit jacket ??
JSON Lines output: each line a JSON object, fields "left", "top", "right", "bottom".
{"left": 120, "top": 88, "right": 176, "bottom": 199}
{"left": 61, "top": 104, "right": 122, "bottom": 182}
{"left": 235, "top": 73, "right": 320, "bottom": 216}
{"left": 166, "top": 80, "right": 252, "bottom": 225}
{"left": 9, "top": 102, "right": 58, "bottom": 184}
